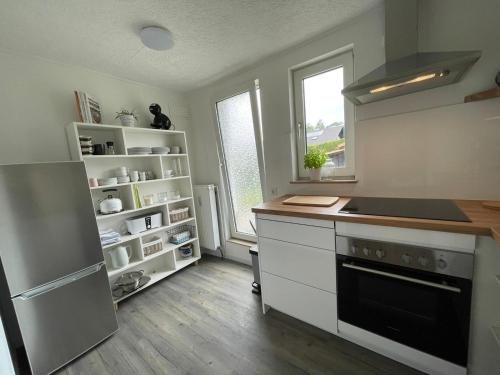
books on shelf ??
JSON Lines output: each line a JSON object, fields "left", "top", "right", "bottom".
{"left": 74, "top": 90, "right": 102, "bottom": 124}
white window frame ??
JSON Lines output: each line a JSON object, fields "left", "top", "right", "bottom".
{"left": 293, "top": 50, "right": 355, "bottom": 178}
{"left": 212, "top": 81, "right": 265, "bottom": 242}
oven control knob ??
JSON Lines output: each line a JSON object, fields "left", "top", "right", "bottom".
{"left": 375, "top": 249, "right": 385, "bottom": 259}
{"left": 363, "top": 247, "right": 371, "bottom": 256}
{"left": 401, "top": 253, "right": 412, "bottom": 264}
{"left": 437, "top": 259, "right": 447, "bottom": 269}
{"left": 351, "top": 245, "right": 358, "bottom": 255}
{"left": 417, "top": 256, "right": 429, "bottom": 267}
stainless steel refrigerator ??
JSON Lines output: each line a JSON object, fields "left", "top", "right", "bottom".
{"left": 0, "top": 162, "right": 118, "bottom": 375}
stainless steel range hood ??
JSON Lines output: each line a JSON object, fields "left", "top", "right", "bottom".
{"left": 342, "top": 0, "right": 481, "bottom": 105}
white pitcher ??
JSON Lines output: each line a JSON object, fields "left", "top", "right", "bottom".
{"left": 109, "top": 246, "right": 131, "bottom": 269}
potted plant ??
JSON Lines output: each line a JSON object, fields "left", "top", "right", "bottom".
{"left": 304, "top": 148, "right": 327, "bottom": 181}
{"left": 115, "top": 109, "right": 138, "bottom": 127}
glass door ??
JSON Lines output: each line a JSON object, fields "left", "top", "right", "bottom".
{"left": 214, "top": 84, "right": 264, "bottom": 241}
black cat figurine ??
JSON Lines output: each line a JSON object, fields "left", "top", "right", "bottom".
{"left": 149, "top": 103, "right": 173, "bottom": 130}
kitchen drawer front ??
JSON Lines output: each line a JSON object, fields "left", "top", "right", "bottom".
{"left": 259, "top": 237, "right": 336, "bottom": 292}
{"left": 258, "top": 218, "right": 335, "bottom": 250}
{"left": 262, "top": 272, "right": 337, "bottom": 334}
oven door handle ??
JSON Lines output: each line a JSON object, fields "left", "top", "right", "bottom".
{"left": 342, "top": 263, "right": 461, "bottom": 293}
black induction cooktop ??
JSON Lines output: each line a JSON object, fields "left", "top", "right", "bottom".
{"left": 339, "top": 197, "right": 471, "bottom": 222}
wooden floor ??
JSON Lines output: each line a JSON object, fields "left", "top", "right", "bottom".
{"left": 57, "top": 255, "right": 422, "bottom": 375}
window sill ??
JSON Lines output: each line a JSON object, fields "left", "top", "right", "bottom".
{"left": 227, "top": 238, "right": 256, "bottom": 247}
{"left": 290, "top": 178, "right": 358, "bottom": 184}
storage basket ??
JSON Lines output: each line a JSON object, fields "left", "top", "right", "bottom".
{"left": 143, "top": 236, "right": 163, "bottom": 256}
{"left": 169, "top": 207, "right": 189, "bottom": 223}
{"left": 166, "top": 224, "right": 195, "bottom": 245}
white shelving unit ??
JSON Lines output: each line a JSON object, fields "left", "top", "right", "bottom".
{"left": 66, "top": 122, "right": 201, "bottom": 303}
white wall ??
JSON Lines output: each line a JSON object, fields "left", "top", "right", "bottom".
{"left": 187, "top": 0, "right": 500, "bottom": 202}
{"left": 188, "top": 6, "right": 385, "bottom": 197}
{"left": 0, "top": 50, "right": 191, "bottom": 164}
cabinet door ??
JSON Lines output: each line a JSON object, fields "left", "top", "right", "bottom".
{"left": 262, "top": 272, "right": 337, "bottom": 334}
{"left": 259, "top": 237, "right": 336, "bottom": 292}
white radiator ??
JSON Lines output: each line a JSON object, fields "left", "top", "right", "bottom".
{"left": 194, "top": 185, "right": 221, "bottom": 251}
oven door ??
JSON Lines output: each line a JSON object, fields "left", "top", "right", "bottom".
{"left": 336, "top": 254, "right": 472, "bottom": 366}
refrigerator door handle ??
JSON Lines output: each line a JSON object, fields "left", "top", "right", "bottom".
{"left": 16, "top": 263, "right": 104, "bottom": 300}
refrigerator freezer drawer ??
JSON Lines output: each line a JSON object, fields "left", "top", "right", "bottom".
{"left": 12, "top": 265, "right": 117, "bottom": 375}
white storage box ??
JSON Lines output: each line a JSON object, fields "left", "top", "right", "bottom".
{"left": 126, "top": 212, "right": 162, "bottom": 234}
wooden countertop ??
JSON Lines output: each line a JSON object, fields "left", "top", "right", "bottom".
{"left": 252, "top": 195, "right": 500, "bottom": 243}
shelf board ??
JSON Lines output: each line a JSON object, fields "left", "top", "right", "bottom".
{"left": 101, "top": 217, "right": 196, "bottom": 249}
{"left": 107, "top": 238, "right": 198, "bottom": 278}
{"left": 96, "top": 198, "right": 193, "bottom": 219}
{"left": 175, "top": 256, "right": 200, "bottom": 270}
{"left": 166, "top": 196, "right": 193, "bottom": 204}
{"left": 96, "top": 202, "right": 167, "bottom": 220}
{"left": 84, "top": 154, "right": 159, "bottom": 159}
{"left": 83, "top": 153, "right": 188, "bottom": 160}
{"left": 113, "top": 268, "right": 176, "bottom": 302}
{"left": 492, "top": 326, "right": 500, "bottom": 349}
{"left": 290, "top": 178, "right": 358, "bottom": 184}
{"left": 74, "top": 122, "right": 185, "bottom": 135}
{"left": 113, "top": 255, "right": 201, "bottom": 303}
{"left": 464, "top": 87, "right": 500, "bottom": 103}
{"left": 164, "top": 237, "right": 198, "bottom": 253}
{"left": 108, "top": 259, "right": 145, "bottom": 277}
{"left": 90, "top": 176, "right": 190, "bottom": 190}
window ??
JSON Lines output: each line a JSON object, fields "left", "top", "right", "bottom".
{"left": 214, "top": 82, "right": 264, "bottom": 241}
{"left": 293, "top": 51, "right": 354, "bottom": 177}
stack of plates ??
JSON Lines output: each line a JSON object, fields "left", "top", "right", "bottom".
{"left": 128, "top": 147, "right": 152, "bottom": 155}
{"left": 98, "top": 177, "right": 118, "bottom": 186}
{"left": 152, "top": 147, "right": 170, "bottom": 155}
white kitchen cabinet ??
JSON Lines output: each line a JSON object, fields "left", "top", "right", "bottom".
{"left": 256, "top": 214, "right": 337, "bottom": 334}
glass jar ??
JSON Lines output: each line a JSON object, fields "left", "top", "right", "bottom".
{"left": 106, "top": 141, "right": 115, "bottom": 155}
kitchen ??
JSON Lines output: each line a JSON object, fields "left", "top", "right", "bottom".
{"left": 1, "top": 1, "right": 500, "bottom": 375}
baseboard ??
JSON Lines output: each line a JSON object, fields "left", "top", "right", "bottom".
{"left": 201, "top": 241, "right": 252, "bottom": 266}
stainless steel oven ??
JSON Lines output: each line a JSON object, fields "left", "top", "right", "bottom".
{"left": 336, "top": 235, "right": 473, "bottom": 367}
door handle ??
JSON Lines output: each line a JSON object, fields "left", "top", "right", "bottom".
{"left": 16, "top": 263, "right": 104, "bottom": 300}
{"left": 342, "top": 263, "right": 461, "bottom": 293}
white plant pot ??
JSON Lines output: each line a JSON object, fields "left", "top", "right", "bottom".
{"left": 308, "top": 168, "right": 322, "bottom": 181}
{"left": 119, "top": 115, "right": 137, "bottom": 127}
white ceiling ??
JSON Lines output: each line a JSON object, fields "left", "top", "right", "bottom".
{"left": 0, "top": 0, "right": 380, "bottom": 92}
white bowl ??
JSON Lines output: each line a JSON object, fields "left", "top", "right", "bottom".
{"left": 115, "top": 167, "right": 128, "bottom": 177}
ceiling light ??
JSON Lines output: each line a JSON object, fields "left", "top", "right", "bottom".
{"left": 140, "top": 26, "right": 173, "bottom": 51}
